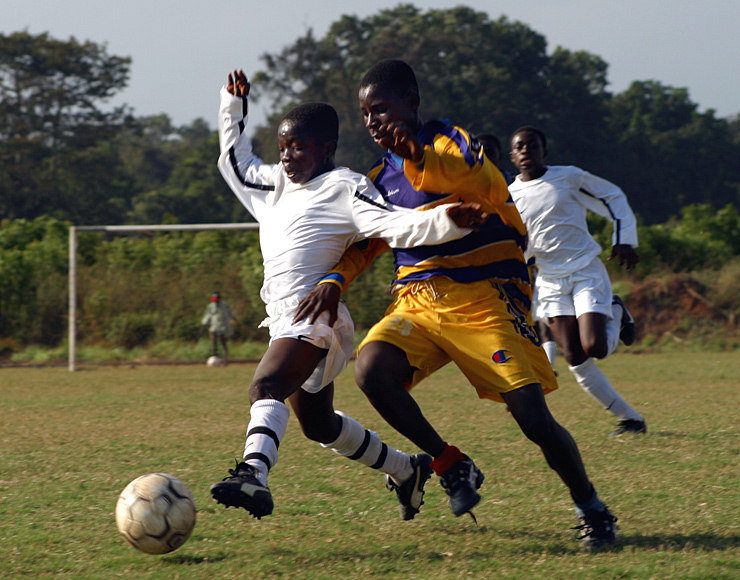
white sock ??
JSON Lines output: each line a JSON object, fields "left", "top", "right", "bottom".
{"left": 606, "top": 303, "right": 621, "bottom": 356}
{"left": 243, "top": 399, "right": 290, "bottom": 486}
{"left": 569, "top": 358, "right": 643, "bottom": 421}
{"left": 322, "top": 411, "right": 412, "bottom": 484}
{"left": 542, "top": 340, "right": 557, "bottom": 369}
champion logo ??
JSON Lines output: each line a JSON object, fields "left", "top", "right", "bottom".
{"left": 492, "top": 350, "right": 512, "bottom": 364}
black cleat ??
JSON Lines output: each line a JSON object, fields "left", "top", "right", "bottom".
{"left": 210, "top": 461, "right": 273, "bottom": 519}
{"left": 439, "top": 456, "right": 485, "bottom": 517}
{"left": 609, "top": 418, "right": 647, "bottom": 438}
{"left": 386, "top": 453, "right": 433, "bottom": 521}
{"left": 574, "top": 507, "right": 618, "bottom": 551}
{"left": 612, "top": 295, "right": 636, "bottom": 346}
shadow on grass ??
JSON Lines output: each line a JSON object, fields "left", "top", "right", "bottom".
{"left": 163, "top": 551, "right": 230, "bottom": 564}
{"left": 618, "top": 533, "right": 740, "bottom": 551}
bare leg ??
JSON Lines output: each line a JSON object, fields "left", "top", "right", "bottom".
{"left": 501, "top": 383, "right": 593, "bottom": 503}
{"left": 355, "top": 341, "right": 446, "bottom": 458}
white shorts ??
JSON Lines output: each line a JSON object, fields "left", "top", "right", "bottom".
{"left": 260, "top": 298, "right": 355, "bottom": 393}
{"left": 535, "top": 258, "right": 614, "bottom": 319}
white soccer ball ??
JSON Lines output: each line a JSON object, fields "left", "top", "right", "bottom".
{"left": 115, "top": 473, "right": 197, "bottom": 555}
{"left": 207, "top": 356, "right": 223, "bottom": 367}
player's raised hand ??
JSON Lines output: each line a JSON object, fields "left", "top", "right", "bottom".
{"left": 446, "top": 202, "right": 489, "bottom": 230}
{"left": 227, "top": 69, "right": 250, "bottom": 98}
{"left": 376, "top": 122, "right": 424, "bottom": 164}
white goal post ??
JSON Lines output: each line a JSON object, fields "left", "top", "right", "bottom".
{"left": 68, "top": 223, "right": 259, "bottom": 371}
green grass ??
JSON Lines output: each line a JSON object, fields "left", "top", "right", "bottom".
{"left": 1, "top": 352, "right": 739, "bottom": 579}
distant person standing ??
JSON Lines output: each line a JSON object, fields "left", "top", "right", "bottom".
{"left": 201, "top": 292, "right": 236, "bottom": 363}
{"left": 508, "top": 126, "right": 645, "bottom": 438}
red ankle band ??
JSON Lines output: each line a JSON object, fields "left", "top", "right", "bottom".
{"left": 430, "top": 444, "right": 466, "bottom": 475}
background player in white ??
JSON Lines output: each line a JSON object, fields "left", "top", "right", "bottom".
{"left": 210, "top": 69, "right": 488, "bottom": 520}
{"left": 508, "top": 126, "right": 646, "bottom": 437}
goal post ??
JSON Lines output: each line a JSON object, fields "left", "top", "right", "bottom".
{"left": 68, "top": 223, "right": 259, "bottom": 371}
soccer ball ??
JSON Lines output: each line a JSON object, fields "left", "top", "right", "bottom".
{"left": 115, "top": 473, "right": 197, "bottom": 554}
{"left": 207, "top": 356, "right": 223, "bottom": 367}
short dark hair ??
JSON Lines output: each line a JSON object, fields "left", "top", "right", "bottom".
{"left": 282, "top": 102, "right": 339, "bottom": 145}
{"left": 477, "top": 133, "right": 502, "bottom": 160}
{"left": 360, "top": 59, "right": 419, "bottom": 98}
{"left": 510, "top": 126, "right": 547, "bottom": 151}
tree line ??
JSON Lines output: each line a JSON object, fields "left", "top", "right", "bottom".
{"left": 2, "top": 5, "right": 740, "bottom": 229}
{"left": 2, "top": 5, "right": 740, "bottom": 353}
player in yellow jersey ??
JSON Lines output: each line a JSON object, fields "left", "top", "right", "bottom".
{"left": 295, "top": 60, "right": 617, "bottom": 550}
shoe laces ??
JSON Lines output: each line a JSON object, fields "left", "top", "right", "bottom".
{"left": 223, "top": 459, "right": 253, "bottom": 481}
{"left": 573, "top": 510, "right": 617, "bottom": 540}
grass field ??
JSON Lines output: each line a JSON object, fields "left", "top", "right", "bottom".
{"left": 1, "top": 352, "right": 739, "bottom": 579}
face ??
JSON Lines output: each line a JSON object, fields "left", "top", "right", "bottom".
{"left": 510, "top": 131, "right": 546, "bottom": 178}
{"left": 277, "top": 120, "right": 334, "bottom": 184}
{"left": 358, "top": 83, "right": 419, "bottom": 147}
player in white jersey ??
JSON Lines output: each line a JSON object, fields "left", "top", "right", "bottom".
{"left": 508, "top": 126, "right": 646, "bottom": 438}
{"left": 210, "top": 69, "right": 488, "bottom": 520}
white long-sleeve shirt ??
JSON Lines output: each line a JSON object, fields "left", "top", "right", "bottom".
{"left": 508, "top": 165, "right": 638, "bottom": 278}
{"left": 217, "top": 88, "right": 471, "bottom": 308}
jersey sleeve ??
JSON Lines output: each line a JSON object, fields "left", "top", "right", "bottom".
{"left": 577, "top": 169, "right": 639, "bottom": 247}
{"left": 216, "top": 87, "right": 277, "bottom": 216}
{"left": 318, "top": 238, "right": 391, "bottom": 292}
{"left": 350, "top": 176, "right": 472, "bottom": 248}
{"left": 402, "top": 128, "right": 510, "bottom": 208}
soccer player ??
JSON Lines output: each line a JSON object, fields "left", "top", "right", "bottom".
{"left": 295, "top": 60, "right": 618, "bottom": 550}
{"left": 210, "top": 69, "right": 488, "bottom": 521}
{"left": 508, "top": 126, "right": 646, "bottom": 438}
{"left": 476, "top": 133, "right": 513, "bottom": 185}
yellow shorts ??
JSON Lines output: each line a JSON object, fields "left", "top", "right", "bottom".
{"left": 358, "top": 277, "right": 558, "bottom": 403}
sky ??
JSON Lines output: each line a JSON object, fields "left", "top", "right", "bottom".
{"left": 4, "top": 0, "right": 739, "bottom": 133}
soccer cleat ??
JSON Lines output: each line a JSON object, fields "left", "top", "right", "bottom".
{"left": 612, "top": 295, "right": 636, "bottom": 346}
{"left": 574, "top": 507, "right": 618, "bottom": 551}
{"left": 439, "top": 456, "right": 485, "bottom": 517}
{"left": 609, "top": 418, "right": 647, "bottom": 438}
{"left": 210, "top": 461, "right": 273, "bottom": 519}
{"left": 385, "top": 453, "right": 433, "bottom": 521}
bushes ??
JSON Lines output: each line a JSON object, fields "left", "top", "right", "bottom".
{"left": 2, "top": 204, "right": 740, "bottom": 355}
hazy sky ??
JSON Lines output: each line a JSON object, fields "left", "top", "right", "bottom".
{"left": 4, "top": 0, "right": 739, "bottom": 132}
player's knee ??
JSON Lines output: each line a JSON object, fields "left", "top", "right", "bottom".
{"left": 355, "top": 360, "right": 396, "bottom": 399}
{"left": 514, "top": 407, "right": 559, "bottom": 445}
{"left": 298, "top": 420, "right": 336, "bottom": 444}
{"left": 582, "top": 339, "right": 608, "bottom": 360}
{"left": 248, "top": 377, "right": 283, "bottom": 404}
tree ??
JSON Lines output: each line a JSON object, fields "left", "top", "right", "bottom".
{"left": 0, "top": 31, "right": 132, "bottom": 221}
{"left": 248, "top": 6, "right": 740, "bottom": 226}
{"left": 250, "top": 5, "right": 573, "bottom": 172}
{"left": 607, "top": 81, "right": 740, "bottom": 222}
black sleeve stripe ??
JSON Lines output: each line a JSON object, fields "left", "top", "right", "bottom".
{"left": 354, "top": 188, "right": 391, "bottom": 210}
{"left": 242, "top": 96, "right": 248, "bottom": 117}
{"left": 228, "top": 146, "right": 275, "bottom": 191}
{"left": 238, "top": 120, "right": 245, "bottom": 134}
{"left": 579, "top": 187, "right": 621, "bottom": 245}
